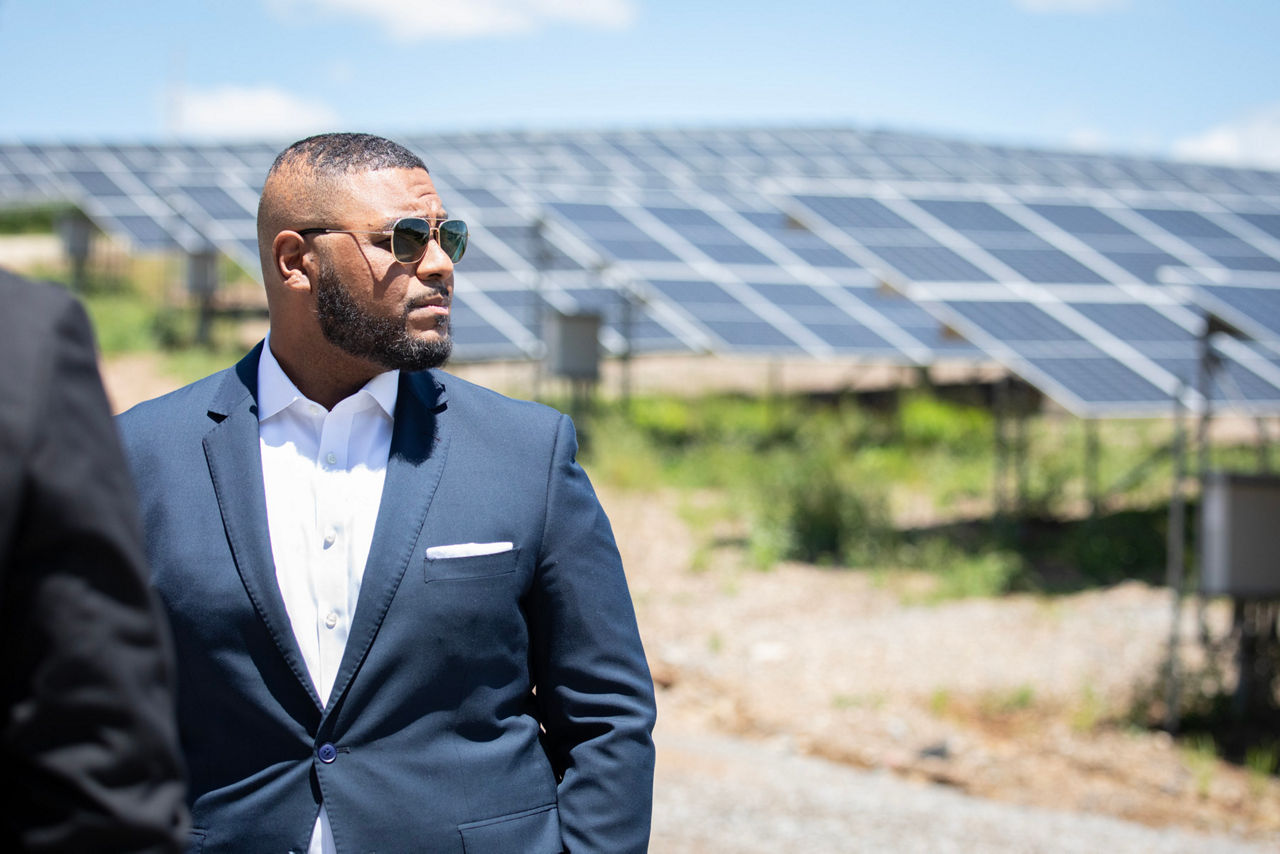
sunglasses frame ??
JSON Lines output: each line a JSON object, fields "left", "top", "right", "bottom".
{"left": 295, "top": 217, "right": 468, "bottom": 264}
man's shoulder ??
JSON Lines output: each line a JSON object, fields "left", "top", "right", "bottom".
{"left": 425, "top": 369, "right": 562, "bottom": 424}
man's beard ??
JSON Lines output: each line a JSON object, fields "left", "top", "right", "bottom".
{"left": 314, "top": 259, "right": 452, "bottom": 371}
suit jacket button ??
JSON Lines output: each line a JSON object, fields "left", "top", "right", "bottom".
{"left": 317, "top": 743, "right": 338, "bottom": 763}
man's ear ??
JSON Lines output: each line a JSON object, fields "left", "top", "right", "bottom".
{"left": 273, "top": 231, "right": 312, "bottom": 293}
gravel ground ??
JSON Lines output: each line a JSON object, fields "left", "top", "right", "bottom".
{"left": 601, "top": 486, "right": 1280, "bottom": 851}
{"left": 652, "top": 727, "right": 1273, "bottom": 854}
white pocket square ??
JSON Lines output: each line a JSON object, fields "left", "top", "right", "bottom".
{"left": 425, "top": 541, "right": 514, "bottom": 559}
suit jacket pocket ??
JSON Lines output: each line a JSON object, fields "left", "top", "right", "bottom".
{"left": 424, "top": 547, "right": 520, "bottom": 583}
{"left": 458, "top": 803, "right": 561, "bottom": 853}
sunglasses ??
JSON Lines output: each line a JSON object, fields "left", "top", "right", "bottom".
{"left": 296, "top": 217, "right": 468, "bottom": 264}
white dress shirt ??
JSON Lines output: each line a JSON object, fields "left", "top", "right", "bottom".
{"left": 257, "top": 337, "right": 398, "bottom": 854}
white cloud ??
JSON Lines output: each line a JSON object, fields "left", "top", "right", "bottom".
{"left": 173, "top": 86, "right": 342, "bottom": 139}
{"left": 282, "top": 0, "right": 637, "bottom": 41}
{"left": 1171, "top": 103, "right": 1280, "bottom": 170}
{"left": 1012, "top": 0, "right": 1128, "bottom": 12}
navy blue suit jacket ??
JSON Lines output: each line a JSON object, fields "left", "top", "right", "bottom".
{"left": 117, "top": 344, "right": 656, "bottom": 853}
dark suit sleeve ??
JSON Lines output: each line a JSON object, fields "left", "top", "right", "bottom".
{"left": 0, "top": 291, "right": 187, "bottom": 852}
{"left": 527, "top": 414, "right": 656, "bottom": 854}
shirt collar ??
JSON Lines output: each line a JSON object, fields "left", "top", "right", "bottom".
{"left": 257, "top": 334, "right": 400, "bottom": 422}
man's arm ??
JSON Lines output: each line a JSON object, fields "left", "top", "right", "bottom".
{"left": 0, "top": 292, "right": 187, "bottom": 852}
{"left": 527, "top": 414, "right": 657, "bottom": 854}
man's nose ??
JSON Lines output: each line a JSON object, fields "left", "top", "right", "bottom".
{"left": 415, "top": 236, "right": 453, "bottom": 280}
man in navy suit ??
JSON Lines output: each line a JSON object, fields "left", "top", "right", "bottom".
{"left": 118, "top": 133, "right": 656, "bottom": 853}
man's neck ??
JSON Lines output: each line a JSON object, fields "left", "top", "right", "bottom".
{"left": 267, "top": 336, "right": 381, "bottom": 411}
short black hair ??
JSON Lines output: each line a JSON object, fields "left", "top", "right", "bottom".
{"left": 267, "top": 132, "right": 427, "bottom": 178}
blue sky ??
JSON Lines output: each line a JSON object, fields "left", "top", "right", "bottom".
{"left": 1, "top": 0, "right": 1277, "bottom": 167}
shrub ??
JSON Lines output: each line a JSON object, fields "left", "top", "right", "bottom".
{"left": 748, "top": 448, "right": 892, "bottom": 568}
{"left": 897, "top": 391, "right": 991, "bottom": 454}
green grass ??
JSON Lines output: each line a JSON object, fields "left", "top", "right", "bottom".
{"left": 0, "top": 204, "right": 70, "bottom": 234}
{"left": 581, "top": 391, "right": 1232, "bottom": 599}
{"left": 82, "top": 291, "right": 159, "bottom": 354}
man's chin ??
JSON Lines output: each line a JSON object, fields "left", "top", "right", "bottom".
{"left": 391, "top": 334, "right": 452, "bottom": 372}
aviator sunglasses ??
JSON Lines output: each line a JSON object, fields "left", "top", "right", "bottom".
{"left": 296, "top": 217, "right": 468, "bottom": 264}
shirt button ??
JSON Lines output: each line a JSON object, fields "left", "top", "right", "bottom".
{"left": 325, "top": 452, "right": 338, "bottom": 465}
{"left": 323, "top": 528, "right": 336, "bottom": 548}
{"left": 324, "top": 611, "right": 339, "bottom": 629}
{"left": 317, "top": 743, "right": 337, "bottom": 763}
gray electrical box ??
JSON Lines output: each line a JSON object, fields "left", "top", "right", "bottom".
{"left": 1199, "top": 471, "right": 1280, "bottom": 597}
{"left": 57, "top": 209, "right": 93, "bottom": 260}
{"left": 188, "top": 249, "right": 219, "bottom": 298}
{"left": 546, "top": 311, "right": 601, "bottom": 382}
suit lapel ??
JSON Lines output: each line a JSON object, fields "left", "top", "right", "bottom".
{"left": 203, "top": 344, "right": 323, "bottom": 711}
{"left": 326, "top": 370, "right": 451, "bottom": 709}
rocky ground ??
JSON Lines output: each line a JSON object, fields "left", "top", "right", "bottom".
{"left": 604, "top": 486, "right": 1280, "bottom": 850}
{"left": 102, "top": 354, "right": 1280, "bottom": 852}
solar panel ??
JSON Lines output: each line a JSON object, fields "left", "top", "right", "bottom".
{"left": 1029, "top": 356, "right": 1170, "bottom": 405}
{"left": 794, "top": 195, "right": 916, "bottom": 230}
{"left": 945, "top": 300, "right": 1085, "bottom": 343}
{"left": 1028, "top": 203, "right": 1135, "bottom": 236}
{"left": 913, "top": 199, "right": 1026, "bottom": 232}
{"left": 1069, "top": 302, "right": 1197, "bottom": 342}
{"left": 4, "top": 126, "right": 1280, "bottom": 414}
{"left": 983, "top": 248, "right": 1109, "bottom": 284}
{"left": 1190, "top": 283, "right": 1280, "bottom": 352}
{"left": 735, "top": 209, "right": 862, "bottom": 269}
{"left": 1236, "top": 212, "right": 1280, "bottom": 240}
{"left": 863, "top": 244, "right": 995, "bottom": 283}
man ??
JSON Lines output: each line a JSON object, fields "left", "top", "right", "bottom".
{"left": 117, "top": 133, "right": 656, "bottom": 853}
{"left": 0, "top": 269, "right": 187, "bottom": 852}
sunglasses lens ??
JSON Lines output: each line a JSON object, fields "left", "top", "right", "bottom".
{"left": 392, "top": 219, "right": 433, "bottom": 263}
{"left": 391, "top": 218, "right": 468, "bottom": 264}
{"left": 438, "top": 220, "right": 468, "bottom": 263}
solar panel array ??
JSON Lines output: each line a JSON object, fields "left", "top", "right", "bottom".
{"left": 3, "top": 126, "right": 1280, "bottom": 416}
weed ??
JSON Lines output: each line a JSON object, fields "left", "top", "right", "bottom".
{"left": 910, "top": 540, "right": 1024, "bottom": 601}
{"left": 833, "top": 693, "right": 884, "bottom": 710}
{"left": 1181, "top": 733, "right": 1218, "bottom": 799}
{"left": 1246, "top": 743, "right": 1279, "bottom": 797}
{"left": 897, "top": 391, "right": 991, "bottom": 454}
{"left": 1245, "top": 742, "right": 1279, "bottom": 776}
{"left": 1003, "top": 684, "right": 1036, "bottom": 712}
{"left": 1070, "top": 684, "right": 1106, "bottom": 733}
{"left": 929, "top": 688, "right": 951, "bottom": 716}
{"left": 981, "top": 684, "right": 1036, "bottom": 716}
